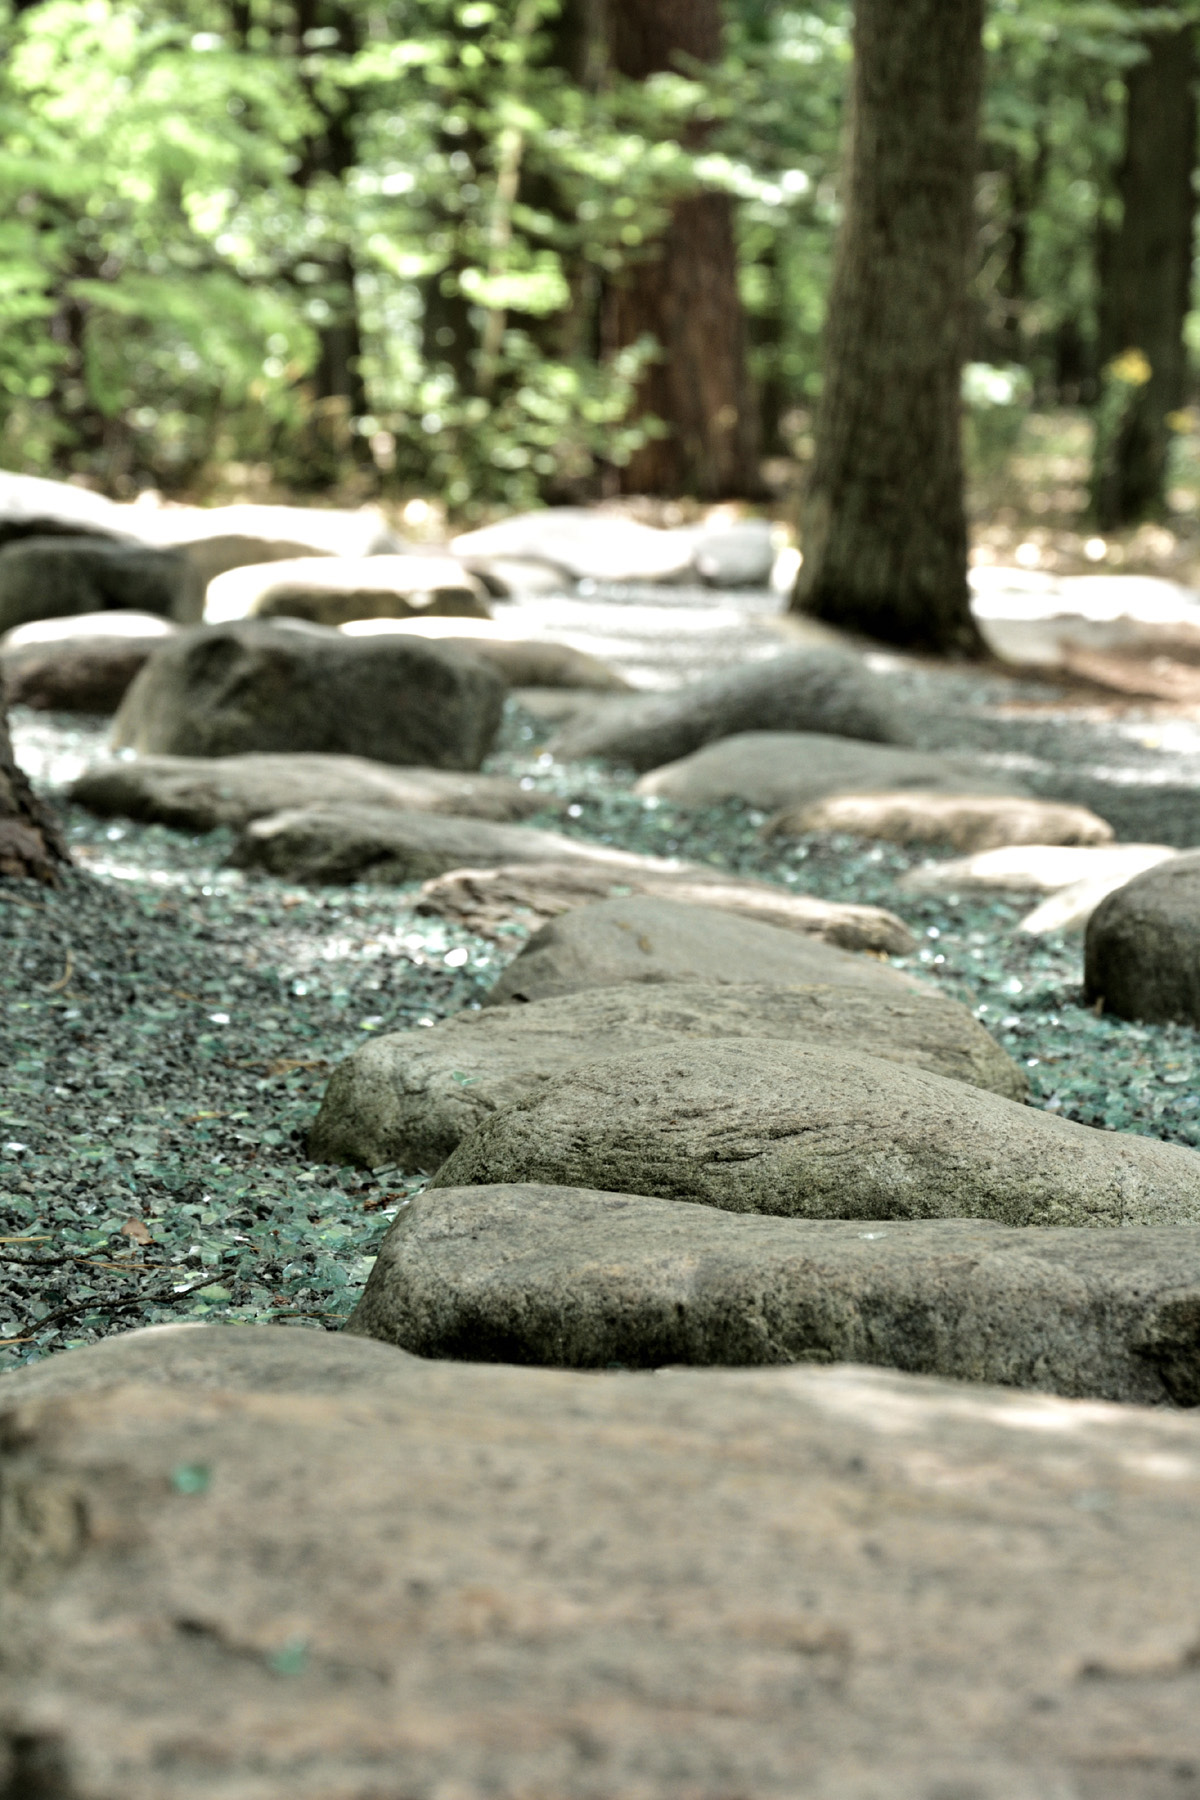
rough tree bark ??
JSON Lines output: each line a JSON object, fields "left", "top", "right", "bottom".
{"left": 1093, "top": 24, "right": 1197, "bottom": 529}
{"left": 0, "top": 689, "right": 68, "bottom": 883}
{"left": 792, "top": 0, "right": 985, "bottom": 654}
{"left": 602, "top": 0, "right": 760, "bottom": 498}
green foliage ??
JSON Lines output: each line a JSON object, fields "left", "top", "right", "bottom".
{"left": 0, "top": 0, "right": 1193, "bottom": 502}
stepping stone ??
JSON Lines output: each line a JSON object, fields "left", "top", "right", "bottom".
{"left": 71, "top": 753, "right": 551, "bottom": 831}
{"left": 636, "top": 729, "right": 1020, "bottom": 808}
{"left": 0, "top": 469, "right": 131, "bottom": 548}
{"left": 1, "top": 612, "right": 176, "bottom": 713}
{"left": 142, "top": 500, "right": 403, "bottom": 586}
{"left": 452, "top": 505, "right": 697, "bottom": 583}
{"left": 548, "top": 652, "right": 909, "bottom": 771}
{"left": 340, "top": 617, "right": 630, "bottom": 689}
{"left": 0, "top": 535, "right": 203, "bottom": 634}
{"left": 204, "top": 554, "right": 491, "bottom": 627}
{"left": 7, "top": 1350, "right": 1200, "bottom": 1794}
{"left": 900, "top": 841, "right": 1177, "bottom": 895}
{"left": 231, "top": 808, "right": 684, "bottom": 885}
{"left": 483, "top": 895, "right": 916, "bottom": 1006}
{"left": 766, "top": 791, "right": 1113, "bottom": 854}
{"left": 1086, "top": 850, "right": 1200, "bottom": 1024}
{"left": 432, "top": 1039, "right": 1200, "bottom": 1227}
{"left": 310, "top": 979, "right": 1024, "bottom": 1171}
{"left": 349, "top": 1182, "right": 1200, "bottom": 1404}
{"left": 414, "top": 861, "right": 916, "bottom": 954}
{"left": 970, "top": 563, "right": 1200, "bottom": 667}
{"left": 509, "top": 686, "right": 630, "bottom": 729}
{"left": 1, "top": 1322, "right": 416, "bottom": 1400}
{"left": 111, "top": 621, "right": 505, "bottom": 769}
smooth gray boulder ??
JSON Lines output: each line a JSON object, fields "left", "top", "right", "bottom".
{"left": 142, "top": 500, "right": 404, "bottom": 586}
{"left": 111, "top": 620, "right": 505, "bottom": 769}
{"left": 9, "top": 1361, "right": 1200, "bottom": 1797}
{"left": 0, "top": 535, "right": 203, "bottom": 633}
{"left": 1, "top": 612, "right": 175, "bottom": 712}
{"left": 0, "top": 1322, "right": 416, "bottom": 1402}
{"left": 204, "top": 555, "right": 490, "bottom": 627}
{"left": 348, "top": 1183, "right": 1200, "bottom": 1403}
{"left": 483, "top": 894, "right": 915, "bottom": 1006}
{"left": 767, "top": 790, "right": 1114, "bottom": 853}
{"left": 414, "top": 860, "right": 917, "bottom": 954}
{"left": 548, "top": 652, "right": 909, "bottom": 770}
{"left": 231, "top": 808, "right": 681, "bottom": 885}
{"left": 71, "top": 753, "right": 551, "bottom": 830}
{"left": 431, "top": 1039, "right": 1200, "bottom": 1227}
{"left": 1085, "top": 850, "right": 1200, "bottom": 1025}
{"left": 635, "top": 729, "right": 1024, "bottom": 809}
{"left": 310, "top": 980, "right": 1025, "bottom": 1171}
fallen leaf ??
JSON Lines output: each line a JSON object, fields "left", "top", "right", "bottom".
{"left": 121, "top": 1218, "right": 153, "bottom": 1246}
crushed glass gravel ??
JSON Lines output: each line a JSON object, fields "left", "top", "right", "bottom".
{"left": 3, "top": 692, "right": 1200, "bottom": 1371}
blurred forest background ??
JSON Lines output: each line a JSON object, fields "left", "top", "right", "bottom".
{"left": 2, "top": 0, "right": 1200, "bottom": 580}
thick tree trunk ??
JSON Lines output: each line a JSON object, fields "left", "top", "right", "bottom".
{"left": 602, "top": 0, "right": 760, "bottom": 499}
{"left": 791, "top": 0, "right": 984, "bottom": 655}
{"left": 291, "top": 0, "right": 369, "bottom": 473}
{"left": 0, "top": 692, "right": 68, "bottom": 884}
{"left": 1093, "top": 26, "right": 1197, "bottom": 529}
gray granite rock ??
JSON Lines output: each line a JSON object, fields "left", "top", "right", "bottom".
{"left": 230, "top": 808, "right": 681, "bottom": 885}
{"left": 549, "top": 652, "right": 909, "bottom": 770}
{"left": 767, "top": 790, "right": 1114, "bottom": 853}
{"left": 348, "top": 1183, "right": 1200, "bottom": 1403}
{"left": 340, "top": 620, "right": 630, "bottom": 689}
{"left": 414, "top": 860, "right": 916, "bottom": 953}
{"left": 6, "top": 1357, "right": 1200, "bottom": 1796}
{"left": 71, "top": 752, "right": 551, "bottom": 830}
{"left": 635, "top": 729, "right": 1025, "bottom": 809}
{"left": 483, "top": 894, "right": 915, "bottom": 1006}
{"left": 1085, "top": 849, "right": 1200, "bottom": 1025}
{"left": 310, "top": 979, "right": 1024, "bottom": 1171}
{"left": 0, "top": 470, "right": 131, "bottom": 548}
{"left": 111, "top": 620, "right": 505, "bottom": 769}
{"left": 204, "top": 555, "right": 490, "bottom": 626}
{"left": 0, "top": 1322, "right": 416, "bottom": 1402}
{"left": 0, "top": 535, "right": 203, "bottom": 633}
{"left": 432, "top": 1038, "right": 1200, "bottom": 1227}
{"left": 1, "top": 612, "right": 176, "bottom": 712}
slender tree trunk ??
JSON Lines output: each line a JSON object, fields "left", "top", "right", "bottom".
{"left": 1093, "top": 25, "right": 1197, "bottom": 529}
{"left": 0, "top": 691, "right": 68, "bottom": 884}
{"left": 792, "top": 0, "right": 984, "bottom": 655}
{"left": 601, "top": 0, "right": 760, "bottom": 498}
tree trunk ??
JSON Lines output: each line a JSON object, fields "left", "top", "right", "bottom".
{"left": 602, "top": 0, "right": 760, "bottom": 499}
{"left": 791, "top": 0, "right": 984, "bottom": 655}
{"left": 0, "top": 691, "right": 68, "bottom": 884}
{"left": 1092, "top": 25, "right": 1197, "bottom": 530}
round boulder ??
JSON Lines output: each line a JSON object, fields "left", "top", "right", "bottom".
{"left": 1085, "top": 850, "right": 1200, "bottom": 1024}
{"left": 111, "top": 620, "right": 505, "bottom": 769}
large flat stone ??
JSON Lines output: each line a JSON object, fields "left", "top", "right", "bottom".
{"left": 5, "top": 1356, "right": 1200, "bottom": 1796}
{"left": 768, "top": 790, "right": 1114, "bottom": 853}
{"left": 900, "top": 842, "right": 1177, "bottom": 895}
{"left": 70, "top": 753, "right": 552, "bottom": 830}
{"left": 483, "top": 894, "right": 916, "bottom": 1005}
{"left": 636, "top": 729, "right": 1020, "bottom": 808}
{"left": 451, "top": 505, "right": 697, "bottom": 582}
{"left": 341, "top": 616, "right": 630, "bottom": 689}
{"left": 111, "top": 620, "right": 505, "bottom": 769}
{"left": 349, "top": 1183, "right": 1200, "bottom": 1403}
{"left": 231, "top": 808, "right": 682, "bottom": 885}
{"left": 414, "top": 860, "right": 917, "bottom": 953}
{"left": 0, "top": 1322, "right": 416, "bottom": 1402}
{"left": 310, "top": 980, "right": 1024, "bottom": 1171}
{"left": 1, "top": 612, "right": 176, "bottom": 712}
{"left": 0, "top": 470, "right": 131, "bottom": 548}
{"left": 141, "top": 500, "right": 403, "bottom": 587}
{"left": 205, "top": 555, "right": 491, "bottom": 626}
{"left": 432, "top": 1039, "right": 1200, "bottom": 1227}
{"left": 549, "top": 652, "right": 909, "bottom": 770}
